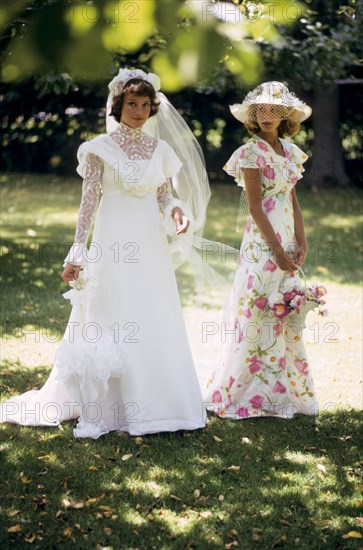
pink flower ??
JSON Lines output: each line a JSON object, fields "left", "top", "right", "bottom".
{"left": 272, "top": 303, "right": 290, "bottom": 318}
{"left": 254, "top": 296, "right": 268, "bottom": 310}
{"left": 263, "top": 259, "right": 277, "bottom": 272}
{"left": 248, "top": 354, "right": 264, "bottom": 374}
{"left": 244, "top": 308, "right": 252, "bottom": 318}
{"left": 212, "top": 390, "right": 222, "bottom": 403}
{"left": 274, "top": 321, "right": 284, "bottom": 337}
{"left": 273, "top": 381, "right": 287, "bottom": 394}
{"left": 249, "top": 395, "right": 264, "bottom": 409}
{"left": 278, "top": 356, "right": 286, "bottom": 370}
{"left": 294, "top": 358, "right": 309, "bottom": 375}
{"left": 263, "top": 165, "right": 276, "bottom": 180}
{"left": 236, "top": 407, "right": 249, "bottom": 418}
{"left": 263, "top": 197, "right": 276, "bottom": 214}
{"left": 228, "top": 376, "right": 235, "bottom": 389}
{"left": 283, "top": 290, "right": 298, "bottom": 302}
{"left": 256, "top": 155, "right": 266, "bottom": 168}
{"left": 247, "top": 275, "right": 254, "bottom": 290}
{"left": 257, "top": 140, "right": 268, "bottom": 152}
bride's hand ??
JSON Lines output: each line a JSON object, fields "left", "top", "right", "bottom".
{"left": 62, "top": 263, "right": 81, "bottom": 284}
{"left": 172, "top": 208, "right": 190, "bottom": 235}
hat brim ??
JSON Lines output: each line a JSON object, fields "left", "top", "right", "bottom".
{"left": 230, "top": 102, "right": 312, "bottom": 123}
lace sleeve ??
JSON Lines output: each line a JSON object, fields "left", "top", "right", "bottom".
{"left": 64, "top": 154, "right": 103, "bottom": 266}
{"left": 157, "top": 179, "right": 177, "bottom": 213}
{"left": 157, "top": 179, "right": 194, "bottom": 236}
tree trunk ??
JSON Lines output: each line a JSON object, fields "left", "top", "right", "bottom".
{"left": 307, "top": 83, "right": 351, "bottom": 188}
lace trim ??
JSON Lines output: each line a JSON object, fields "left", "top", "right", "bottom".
{"left": 157, "top": 179, "right": 174, "bottom": 213}
{"left": 109, "top": 122, "right": 157, "bottom": 160}
{"left": 74, "top": 153, "right": 103, "bottom": 245}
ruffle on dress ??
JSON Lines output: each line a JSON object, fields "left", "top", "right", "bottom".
{"left": 224, "top": 136, "right": 308, "bottom": 188}
{"left": 54, "top": 337, "right": 125, "bottom": 438}
{"left": 76, "top": 136, "right": 182, "bottom": 198}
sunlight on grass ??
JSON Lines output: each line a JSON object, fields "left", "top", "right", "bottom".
{"left": 1, "top": 175, "right": 362, "bottom": 548}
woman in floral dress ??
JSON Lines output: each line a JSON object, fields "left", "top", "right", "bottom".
{"left": 205, "top": 81, "right": 318, "bottom": 419}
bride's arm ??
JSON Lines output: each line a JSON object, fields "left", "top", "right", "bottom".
{"left": 157, "top": 179, "right": 190, "bottom": 235}
{"left": 62, "top": 153, "right": 103, "bottom": 283}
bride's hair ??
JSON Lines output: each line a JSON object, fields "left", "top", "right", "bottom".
{"left": 111, "top": 78, "right": 160, "bottom": 121}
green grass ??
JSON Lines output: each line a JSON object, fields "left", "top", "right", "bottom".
{"left": 1, "top": 173, "right": 363, "bottom": 548}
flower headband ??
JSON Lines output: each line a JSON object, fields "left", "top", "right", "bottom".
{"left": 108, "top": 68, "right": 161, "bottom": 97}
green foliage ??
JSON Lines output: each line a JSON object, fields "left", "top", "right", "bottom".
{"left": 0, "top": 0, "right": 304, "bottom": 89}
{"left": 260, "top": 0, "right": 363, "bottom": 88}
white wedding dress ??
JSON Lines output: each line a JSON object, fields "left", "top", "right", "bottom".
{"left": 0, "top": 122, "right": 207, "bottom": 438}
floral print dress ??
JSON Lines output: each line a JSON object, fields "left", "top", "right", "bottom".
{"left": 205, "top": 135, "right": 317, "bottom": 419}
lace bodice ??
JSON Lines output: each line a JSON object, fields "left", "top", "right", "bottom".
{"left": 64, "top": 125, "right": 185, "bottom": 266}
{"left": 109, "top": 122, "right": 158, "bottom": 160}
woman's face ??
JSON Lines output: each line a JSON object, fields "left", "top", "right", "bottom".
{"left": 121, "top": 93, "right": 152, "bottom": 128}
{"left": 255, "top": 104, "right": 282, "bottom": 133}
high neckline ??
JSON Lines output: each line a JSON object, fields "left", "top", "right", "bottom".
{"left": 118, "top": 121, "right": 143, "bottom": 140}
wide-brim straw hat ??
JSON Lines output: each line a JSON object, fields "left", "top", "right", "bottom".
{"left": 230, "top": 81, "right": 312, "bottom": 123}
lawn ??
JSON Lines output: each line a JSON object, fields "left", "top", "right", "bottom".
{"left": 0, "top": 173, "right": 362, "bottom": 549}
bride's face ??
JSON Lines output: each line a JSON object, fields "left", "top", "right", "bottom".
{"left": 121, "top": 93, "right": 152, "bottom": 128}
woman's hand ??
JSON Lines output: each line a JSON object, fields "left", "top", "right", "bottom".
{"left": 274, "top": 246, "right": 297, "bottom": 272}
{"left": 295, "top": 241, "right": 308, "bottom": 266}
{"left": 62, "top": 263, "right": 81, "bottom": 284}
{"left": 172, "top": 207, "right": 190, "bottom": 235}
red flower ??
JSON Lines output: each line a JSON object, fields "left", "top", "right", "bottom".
{"left": 272, "top": 303, "right": 290, "bottom": 318}
{"left": 247, "top": 275, "right": 254, "bottom": 290}
{"left": 263, "top": 165, "right": 276, "bottom": 180}
{"left": 263, "top": 259, "right": 277, "bottom": 272}
{"left": 256, "top": 155, "right": 266, "bottom": 167}
{"left": 273, "top": 381, "right": 287, "bottom": 394}
{"left": 248, "top": 354, "right": 264, "bottom": 374}
{"left": 249, "top": 395, "right": 264, "bottom": 409}
{"left": 278, "top": 357, "right": 286, "bottom": 370}
{"left": 294, "top": 358, "right": 309, "bottom": 375}
{"left": 212, "top": 390, "right": 222, "bottom": 403}
{"left": 236, "top": 407, "right": 249, "bottom": 418}
{"left": 257, "top": 140, "right": 268, "bottom": 152}
{"left": 254, "top": 296, "right": 268, "bottom": 310}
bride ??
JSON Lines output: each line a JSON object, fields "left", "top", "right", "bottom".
{"left": 0, "top": 68, "right": 211, "bottom": 438}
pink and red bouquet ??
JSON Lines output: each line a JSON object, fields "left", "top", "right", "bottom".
{"left": 268, "top": 274, "right": 327, "bottom": 320}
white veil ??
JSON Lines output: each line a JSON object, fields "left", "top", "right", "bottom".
{"left": 105, "top": 69, "right": 237, "bottom": 292}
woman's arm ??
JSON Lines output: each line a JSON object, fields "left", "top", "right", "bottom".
{"left": 244, "top": 168, "right": 297, "bottom": 271}
{"left": 157, "top": 179, "right": 190, "bottom": 235}
{"left": 62, "top": 153, "right": 103, "bottom": 283}
{"left": 291, "top": 187, "right": 308, "bottom": 266}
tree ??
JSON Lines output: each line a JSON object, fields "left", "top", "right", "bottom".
{"left": 259, "top": 0, "right": 363, "bottom": 187}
